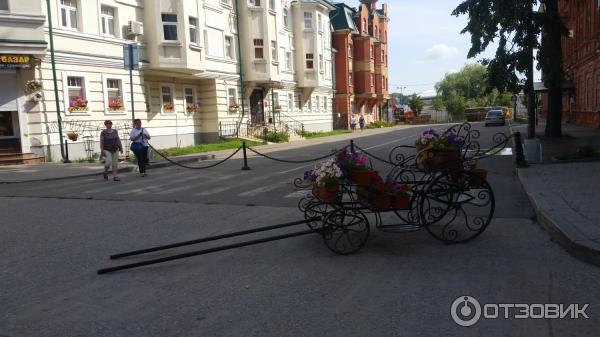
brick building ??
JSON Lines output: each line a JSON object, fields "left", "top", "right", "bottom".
{"left": 538, "top": 0, "right": 600, "bottom": 128}
{"left": 330, "top": 0, "right": 389, "bottom": 129}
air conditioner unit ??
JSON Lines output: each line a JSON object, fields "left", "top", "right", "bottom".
{"left": 127, "top": 21, "right": 144, "bottom": 36}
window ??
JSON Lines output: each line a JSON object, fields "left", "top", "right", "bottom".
{"left": 221, "top": 0, "right": 231, "bottom": 5}
{"left": 254, "top": 39, "right": 264, "bottom": 59}
{"left": 374, "top": 26, "right": 378, "bottom": 39}
{"left": 308, "top": 97, "right": 312, "bottom": 110}
{"left": 323, "top": 96, "right": 327, "bottom": 110}
{"left": 269, "top": 0, "right": 275, "bottom": 10}
{"left": 283, "top": 9, "right": 289, "bottom": 27}
{"left": 370, "top": 45, "right": 374, "bottom": 59}
{"left": 318, "top": 54, "right": 323, "bottom": 71}
{"left": 362, "top": 18, "right": 366, "bottom": 33}
{"left": 60, "top": 0, "right": 78, "bottom": 29}
{"left": 382, "top": 76, "right": 385, "bottom": 88}
{"left": 273, "top": 92, "right": 279, "bottom": 108}
{"left": 162, "top": 14, "right": 178, "bottom": 41}
{"left": 228, "top": 88, "right": 238, "bottom": 107}
{"left": 349, "top": 72, "right": 353, "bottom": 85}
{"left": 161, "top": 86, "right": 174, "bottom": 112}
{"left": 184, "top": 88, "right": 196, "bottom": 112}
{"left": 67, "top": 76, "right": 86, "bottom": 111}
{"left": 285, "top": 51, "right": 292, "bottom": 70}
{"left": 381, "top": 50, "right": 384, "bottom": 62}
{"left": 296, "top": 93, "right": 302, "bottom": 109}
{"left": 304, "top": 12, "right": 312, "bottom": 29}
{"left": 317, "top": 14, "right": 322, "bottom": 32}
{"left": 0, "top": 0, "right": 7, "bottom": 11}
{"left": 348, "top": 44, "right": 353, "bottom": 57}
{"left": 287, "top": 93, "right": 293, "bottom": 111}
{"left": 101, "top": 6, "right": 115, "bottom": 36}
{"left": 225, "top": 36, "right": 234, "bottom": 59}
{"left": 189, "top": 17, "right": 198, "bottom": 44}
{"left": 271, "top": 41, "right": 277, "bottom": 61}
{"left": 370, "top": 74, "right": 374, "bottom": 86}
{"left": 106, "top": 79, "right": 123, "bottom": 111}
{"left": 316, "top": 96, "right": 320, "bottom": 111}
{"left": 305, "top": 53, "right": 314, "bottom": 69}
{"left": 248, "top": 0, "right": 260, "bottom": 6}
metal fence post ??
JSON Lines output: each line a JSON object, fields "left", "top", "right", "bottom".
{"left": 219, "top": 121, "right": 222, "bottom": 138}
{"left": 350, "top": 139, "right": 355, "bottom": 153}
{"left": 63, "top": 138, "right": 71, "bottom": 163}
{"left": 241, "top": 141, "right": 251, "bottom": 170}
{"left": 301, "top": 124, "right": 305, "bottom": 137}
{"left": 514, "top": 132, "right": 526, "bottom": 167}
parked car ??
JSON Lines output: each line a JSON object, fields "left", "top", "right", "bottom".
{"left": 484, "top": 110, "right": 506, "bottom": 126}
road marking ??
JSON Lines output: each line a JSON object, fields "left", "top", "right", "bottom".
{"left": 238, "top": 182, "right": 285, "bottom": 197}
{"left": 278, "top": 163, "right": 314, "bottom": 174}
{"left": 284, "top": 190, "right": 310, "bottom": 198}
{"left": 23, "top": 178, "right": 97, "bottom": 190}
{"left": 193, "top": 174, "right": 271, "bottom": 196}
{"left": 115, "top": 185, "right": 163, "bottom": 195}
{"left": 155, "top": 174, "right": 236, "bottom": 195}
{"left": 362, "top": 134, "right": 416, "bottom": 150}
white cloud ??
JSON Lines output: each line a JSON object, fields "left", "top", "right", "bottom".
{"left": 424, "top": 44, "right": 459, "bottom": 61}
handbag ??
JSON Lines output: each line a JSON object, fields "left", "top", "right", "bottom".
{"left": 130, "top": 128, "right": 145, "bottom": 152}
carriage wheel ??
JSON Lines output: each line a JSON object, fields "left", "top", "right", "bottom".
{"left": 300, "top": 198, "right": 335, "bottom": 229}
{"left": 419, "top": 170, "right": 495, "bottom": 243}
{"left": 321, "top": 208, "right": 370, "bottom": 255}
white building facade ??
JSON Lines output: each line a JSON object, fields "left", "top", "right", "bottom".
{"left": 0, "top": 0, "right": 334, "bottom": 161}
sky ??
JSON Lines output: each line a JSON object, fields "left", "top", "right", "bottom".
{"left": 345, "top": 0, "right": 500, "bottom": 96}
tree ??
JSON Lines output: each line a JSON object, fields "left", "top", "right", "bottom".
{"left": 445, "top": 91, "right": 467, "bottom": 121}
{"left": 407, "top": 94, "right": 425, "bottom": 115}
{"left": 452, "top": 0, "right": 565, "bottom": 138}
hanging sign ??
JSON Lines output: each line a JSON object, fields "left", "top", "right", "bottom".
{"left": 0, "top": 54, "right": 32, "bottom": 69}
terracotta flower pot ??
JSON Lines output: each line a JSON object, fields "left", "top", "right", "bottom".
{"left": 350, "top": 170, "right": 373, "bottom": 187}
{"left": 418, "top": 148, "right": 461, "bottom": 172}
{"left": 392, "top": 195, "right": 410, "bottom": 210}
{"left": 370, "top": 194, "right": 392, "bottom": 209}
{"left": 312, "top": 184, "right": 340, "bottom": 203}
{"left": 469, "top": 169, "right": 488, "bottom": 187}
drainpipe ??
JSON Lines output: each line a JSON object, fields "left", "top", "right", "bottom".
{"left": 234, "top": 0, "right": 246, "bottom": 135}
{"left": 46, "top": 0, "right": 65, "bottom": 161}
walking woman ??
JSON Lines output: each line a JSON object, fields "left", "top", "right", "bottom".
{"left": 129, "top": 119, "right": 151, "bottom": 177}
{"left": 99, "top": 120, "right": 123, "bottom": 181}
{"left": 359, "top": 114, "right": 365, "bottom": 131}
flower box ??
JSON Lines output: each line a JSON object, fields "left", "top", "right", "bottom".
{"left": 108, "top": 98, "right": 125, "bottom": 112}
{"left": 66, "top": 132, "right": 79, "bottom": 142}
{"left": 312, "top": 184, "right": 340, "bottom": 204}
{"left": 350, "top": 170, "right": 373, "bottom": 187}
{"left": 163, "top": 102, "right": 175, "bottom": 112}
{"left": 68, "top": 96, "right": 89, "bottom": 112}
{"left": 186, "top": 103, "right": 198, "bottom": 113}
{"left": 392, "top": 195, "right": 410, "bottom": 210}
{"left": 418, "top": 148, "right": 462, "bottom": 172}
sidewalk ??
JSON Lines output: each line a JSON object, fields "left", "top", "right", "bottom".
{"left": 512, "top": 121, "right": 600, "bottom": 266}
{"left": 0, "top": 124, "right": 426, "bottom": 184}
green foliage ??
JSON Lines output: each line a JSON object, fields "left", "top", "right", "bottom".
{"left": 445, "top": 91, "right": 467, "bottom": 120}
{"left": 159, "top": 139, "right": 262, "bottom": 157}
{"left": 303, "top": 130, "right": 352, "bottom": 139}
{"left": 432, "top": 96, "right": 445, "bottom": 112}
{"left": 365, "top": 120, "right": 397, "bottom": 129}
{"left": 264, "top": 131, "right": 290, "bottom": 143}
{"left": 407, "top": 94, "right": 425, "bottom": 115}
{"left": 452, "top": 0, "right": 566, "bottom": 137}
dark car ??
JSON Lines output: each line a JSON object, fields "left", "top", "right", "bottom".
{"left": 484, "top": 110, "right": 506, "bottom": 126}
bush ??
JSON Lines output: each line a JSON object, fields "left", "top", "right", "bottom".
{"left": 264, "top": 131, "right": 290, "bottom": 143}
{"left": 365, "top": 120, "right": 397, "bottom": 129}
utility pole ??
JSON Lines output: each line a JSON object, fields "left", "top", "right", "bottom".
{"left": 46, "top": 0, "right": 66, "bottom": 161}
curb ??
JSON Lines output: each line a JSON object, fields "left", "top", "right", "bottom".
{"left": 516, "top": 168, "right": 600, "bottom": 267}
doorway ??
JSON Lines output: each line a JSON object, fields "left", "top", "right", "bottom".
{"left": 0, "top": 111, "right": 20, "bottom": 152}
{"left": 250, "top": 89, "right": 264, "bottom": 124}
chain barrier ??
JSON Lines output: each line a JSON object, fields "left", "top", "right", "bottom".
{"left": 353, "top": 145, "right": 395, "bottom": 165}
{"left": 148, "top": 144, "right": 242, "bottom": 170}
{"left": 246, "top": 145, "right": 348, "bottom": 164}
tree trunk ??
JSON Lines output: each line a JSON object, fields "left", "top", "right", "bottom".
{"left": 545, "top": 87, "right": 563, "bottom": 137}
{"left": 541, "top": 0, "right": 564, "bottom": 138}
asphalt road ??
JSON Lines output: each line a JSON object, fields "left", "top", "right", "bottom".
{"left": 1, "top": 123, "right": 599, "bottom": 337}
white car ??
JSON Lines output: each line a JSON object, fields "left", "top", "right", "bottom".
{"left": 484, "top": 110, "right": 506, "bottom": 126}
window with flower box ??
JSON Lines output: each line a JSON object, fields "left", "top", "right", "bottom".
{"left": 106, "top": 78, "right": 124, "bottom": 112}
{"left": 67, "top": 76, "right": 88, "bottom": 112}
{"left": 161, "top": 86, "right": 175, "bottom": 112}
{"left": 185, "top": 87, "right": 198, "bottom": 113}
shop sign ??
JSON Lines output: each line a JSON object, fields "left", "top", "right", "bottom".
{"left": 0, "top": 54, "right": 32, "bottom": 69}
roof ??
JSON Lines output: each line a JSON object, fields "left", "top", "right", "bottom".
{"left": 330, "top": 3, "right": 359, "bottom": 33}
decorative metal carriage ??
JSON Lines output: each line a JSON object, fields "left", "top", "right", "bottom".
{"left": 295, "top": 122, "right": 512, "bottom": 255}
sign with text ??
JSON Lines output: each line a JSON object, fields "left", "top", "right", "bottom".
{"left": 0, "top": 54, "right": 32, "bottom": 69}
{"left": 123, "top": 44, "right": 139, "bottom": 70}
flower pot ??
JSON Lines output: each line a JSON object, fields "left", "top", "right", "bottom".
{"left": 350, "top": 170, "right": 373, "bottom": 187}
{"left": 418, "top": 148, "right": 461, "bottom": 172}
{"left": 66, "top": 133, "right": 79, "bottom": 142}
{"left": 370, "top": 194, "right": 392, "bottom": 209}
{"left": 312, "top": 184, "right": 340, "bottom": 203}
{"left": 469, "top": 169, "right": 488, "bottom": 187}
{"left": 392, "top": 195, "right": 410, "bottom": 210}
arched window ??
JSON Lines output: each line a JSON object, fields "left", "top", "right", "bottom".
{"left": 362, "top": 18, "right": 366, "bottom": 33}
{"left": 374, "top": 26, "right": 378, "bottom": 38}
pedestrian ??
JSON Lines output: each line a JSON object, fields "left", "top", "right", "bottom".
{"left": 99, "top": 120, "right": 123, "bottom": 181}
{"left": 129, "top": 119, "right": 151, "bottom": 177}
{"left": 359, "top": 115, "right": 365, "bottom": 131}
{"left": 350, "top": 115, "right": 357, "bottom": 131}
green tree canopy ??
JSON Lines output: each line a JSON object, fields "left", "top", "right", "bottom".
{"left": 407, "top": 94, "right": 425, "bottom": 115}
